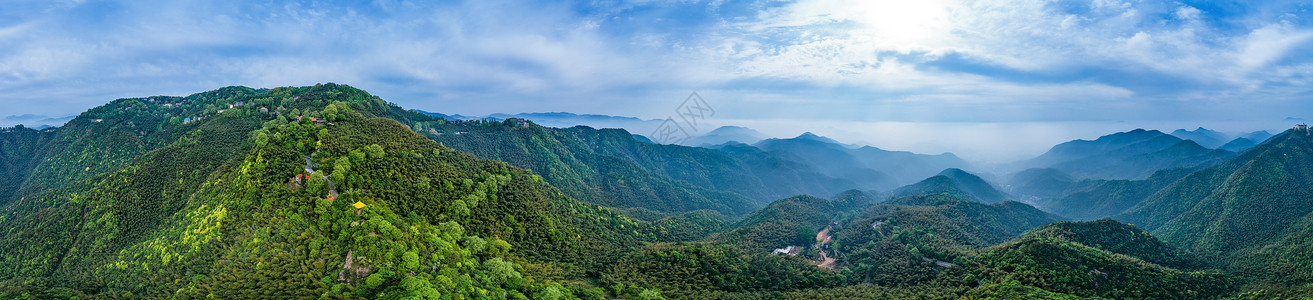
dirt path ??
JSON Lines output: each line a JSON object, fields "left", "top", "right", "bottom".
{"left": 814, "top": 226, "right": 838, "bottom": 270}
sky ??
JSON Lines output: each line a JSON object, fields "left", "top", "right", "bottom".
{"left": 2, "top": 0, "right": 1312, "bottom": 162}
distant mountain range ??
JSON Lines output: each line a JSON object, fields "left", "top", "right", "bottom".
{"left": 754, "top": 132, "right": 970, "bottom": 189}
{"left": 418, "top": 110, "right": 667, "bottom": 136}
{"left": 1170, "top": 127, "right": 1273, "bottom": 151}
{"left": 686, "top": 125, "right": 767, "bottom": 146}
{"left": 0, "top": 114, "right": 75, "bottom": 128}
{"left": 1015, "top": 128, "right": 1236, "bottom": 180}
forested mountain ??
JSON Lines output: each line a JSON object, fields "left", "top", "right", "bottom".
{"left": 1021, "top": 219, "right": 1210, "bottom": 270}
{"left": 1116, "top": 127, "right": 1313, "bottom": 283}
{"left": 0, "top": 126, "right": 56, "bottom": 202}
{"left": 1018, "top": 129, "right": 1234, "bottom": 179}
{"left": 0, "top": 84, "right": 667, "bottom": 299}
{"left": 1026, "top": 168, "right": 1194, "bottom": 221}
{"left": 893, "top": 168, "right": 1010, "bottom": 203}
{"left": 754, "top": 132, "right": 969, "bottom": 189}
{"left": 5, "top": 83, "right": 1313, "bottom": 299}
{"left": 423, "top": 120, "right": 855, "bottom": 220}
{"left": 838, "top": 194, "right": 1061, "bottom": 260}
{"left": 966, "top": 220, "right": 1231, "bottom": 299}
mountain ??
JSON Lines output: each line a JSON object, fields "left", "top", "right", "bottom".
{"left": 1007, "top": 168, "right": 1076, "bottom": 199}
{"left": 1243, "top": 130, "right": 1274, "bottom": 143}
{"left": 0, "top": 126, "right": 57, "bottom": 202}
{"left": 754, "top": 133, "right": 969, "bottom": 189}
{"left": 0, "top": 84, "right": 667, "bottom": 299}
{"left": 1116, "top": 127, "right": 1313, "bottom": 282}
{"left": 831, "top": 193, "right": 1061, "bottom": 289}
{"left": 1219, "top": 137, "right": 1258, "bottom": 152}
{"left": 421, "top": 111, "right": 666, "bottom": 137}
{"left": 1034, "top": 168, "right": 1194, "bottom": 221}
{"left": 1170, "top": 127, "right": 1230, "bottom": 148}
{"left": 685, "top": 125, "right": 766, "bottom": 146}
{"left": 1019, "top": 129, "right": 1234, "bottom": 179}
{"left": 422, "top": 120, "right": 756, "bottom": 219}
{"left": 967, "top": 220, "right": 1231, "bottom": 299}
{"left": 1, "top": 87, "right": 270, "bottom": 206}
{"left": 754, "top": 133, "right": 898, "bottom": 190}
{"left": 0, "top": 114, "right": 75, "bottom": 128}
{"left": 893, "top": 168, "right": 1010, "bottom": 203}
{"left": 603, "top": 191, "right": 874, "bottom": 298}
{"left": 1216, "top": 131, "right": 1275, "bottom": 152}
{"left": 842, "top": 194, "right": 1061, "bottom": 256}
{"left": 1020, "top": 219, "right": 1210, "bottom": 270}
{"left": 709, "top": 191, "right": 872, "bottom": 252}
{"left": 424, "top": 120, "right": 857, "bottom": 219}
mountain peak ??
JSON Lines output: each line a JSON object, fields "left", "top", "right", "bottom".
{"left": 793, "top": 132, "right": 841, "bottom": 144}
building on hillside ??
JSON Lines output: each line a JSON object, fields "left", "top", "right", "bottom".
{"left": 506, "top": 118, "right": 530, "bottom": 128}
{"left": 1296, "top": 123, "right": 1308, "bottom": 131}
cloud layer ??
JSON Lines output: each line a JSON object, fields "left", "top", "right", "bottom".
{"left": 1, "top": 0, "right": 1310, "bottom": 160}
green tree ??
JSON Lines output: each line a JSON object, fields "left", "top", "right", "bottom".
{"left": 796, "top": 225, "right": 817, "bottom": 246}
{"left": 483, "top": 258, "right": 520, "bottom": 284}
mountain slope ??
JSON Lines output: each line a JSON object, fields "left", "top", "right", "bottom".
{"left": 1036, "top": 167, "right": 1194, "bottom": 220}
{"left": 686, "top": 125, "right": 766, "bottom": 146}
{"left": 0, "top": 126, "right": 56, "bottom": 203}
{"left": 893, "top": 168, "right": 1010, "bottom": 203}
{"left": 967, "top": 234, "right": 1230, "bottom": 299}
{"left": 751, "top": 132, "right": 971, "bottom": 189}
{"left": 0, "top": 84, "right": 664, "bottom": 299}
{"left": 1116, "top": 128, "right": 1313, "bottom": 265}
{"left": 421, "top": 120, "right": 755, "bottom": 219}
{"left": 1108, "top": 128, "right": 1313, "bottom": 286}
{"left": 709, "top": 191, "right": 873, "bottom": 252}
{"left": 1021, "top": 129, "right": 1234, "bottom": 179}
{"left": 754, "top": 133, "right": 900, "bottom": 190}
{"left": 1007, "top": 168, "right": 1076, "bottom": 199}
{"left": 1170, "top": 127, "right": 1229, "bottom": 148}
{"left": 1219, "top": 137, "right": 1258, "bottom": 152}
{"left": 423, "top": 120, "right": 857, "bottom": 219}
{"left": 1020, "top": 219, "right": 1209, "bottom": 270}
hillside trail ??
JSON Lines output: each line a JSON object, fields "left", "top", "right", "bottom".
{"left": 305, "top": 153, "right": 339, "bottom": 198}
{"left": 815, "top": 226, "right": 837, "bottom": 270}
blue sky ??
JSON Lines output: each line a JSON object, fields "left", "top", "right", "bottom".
{"left": 3, "top": 0, "right": 1313, "bottom": 161}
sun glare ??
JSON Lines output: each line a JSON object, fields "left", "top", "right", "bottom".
{"left": 845, "top": 0, "right": 954, "bottom": 51}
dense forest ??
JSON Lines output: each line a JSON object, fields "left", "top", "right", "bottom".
{"left": 3, "top": 84, "right": 1313, "bottom": 299}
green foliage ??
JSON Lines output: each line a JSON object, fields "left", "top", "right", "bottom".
{"left": 893, "top": 168, "right": 1010, "bottom": 203}
{"left": 603, "top": 242, "right": 843, "bottom": 298}
{"left": 966, "top": 237, "right": 1231, "bottom": 299}
{"left": 795, "top": 225, "right": 818, "bottom": 246}
{"left": 711, "top": 195, "right": 841, "bottom": 252}
{"left": 0, "top": 84, "right": 661, "bottom": 299}
{"left": 1021, "top": 219, "right": 1210, "bottom": 270}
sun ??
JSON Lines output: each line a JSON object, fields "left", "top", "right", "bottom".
{"left": 845, "top": 0, "right": 954, "bottom": 50}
